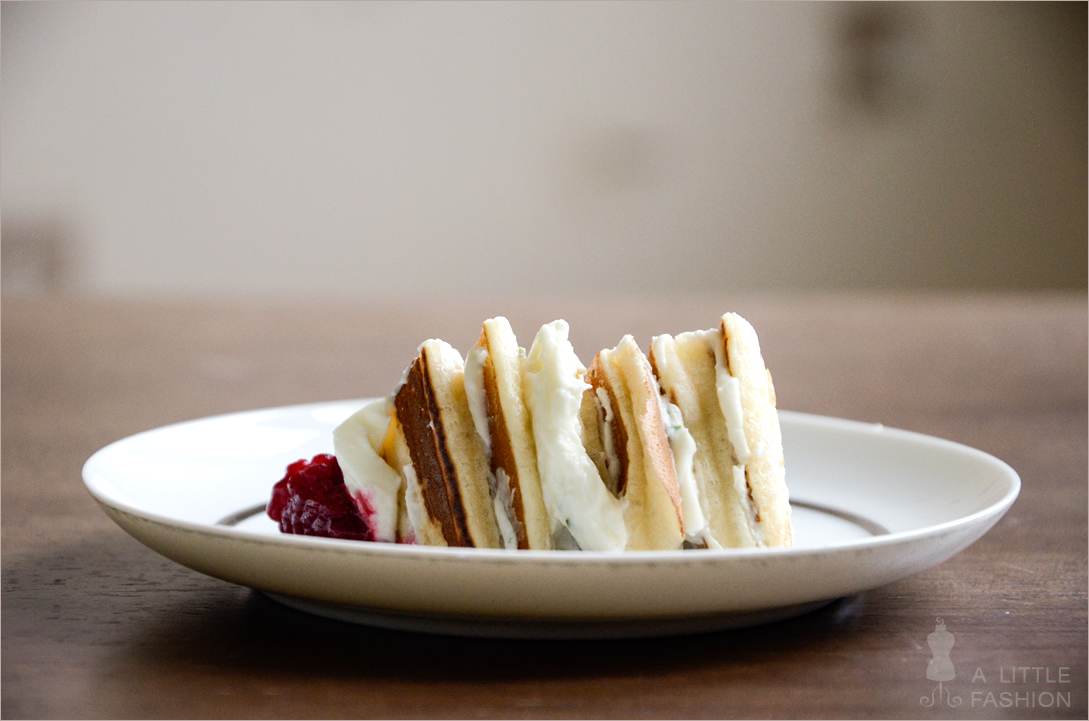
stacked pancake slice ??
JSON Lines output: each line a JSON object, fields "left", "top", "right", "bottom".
{"left": 466, "top": 317, "right": 552, "bottom": 550}
{"left": 649, "top": 314, "right": 792, "bottom": 548}
{"left": 583, "top": 335, "right": 685, "bottom": 550}
{"left": 331, "top": 313, "right": 792, "bottom": 551}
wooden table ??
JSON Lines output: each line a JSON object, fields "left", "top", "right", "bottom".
{"left": 3, "top": 292, "right": 1086, "bottom": 719}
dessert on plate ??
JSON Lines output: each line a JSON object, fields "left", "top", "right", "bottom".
{"left": 268, "top": 313, "right": 792, "bottom": 551}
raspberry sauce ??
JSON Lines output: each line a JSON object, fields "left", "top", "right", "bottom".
{"left": 267, "top": 454, "right": 373, "bottom": 541}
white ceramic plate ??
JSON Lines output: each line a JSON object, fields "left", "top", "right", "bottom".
{"left": 83, "top": 401, "right": 1019, "bottom": 639}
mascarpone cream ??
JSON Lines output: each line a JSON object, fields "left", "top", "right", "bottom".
{"left": 332, "top": 398, "right": 403, "bottom": 543}
{"left": 523, "top": 320, "right": 627, "bottom": 552}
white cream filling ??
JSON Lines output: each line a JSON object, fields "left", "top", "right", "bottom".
{"left": 700, "top": 328, "right": 750, "bottom": 466}
{"left": 463, "top": 345, "right": 491, "bottom": 454}
{"left": 657, "top": 393, "right": 717, "bottom": 546}
{"left": 684, "top": 329, "right": 762, "bottom": 546}
{"left": 523, "top": 320, "right": 627, "bottom": 552}
{"left": 492, "top": 468, "right": 522, "bottom": 550}
{"left": 653, "top": 334, "right": 722, "bottom": 549}
{"left": 332, "top": 399, "right": 403, "bottom": 543}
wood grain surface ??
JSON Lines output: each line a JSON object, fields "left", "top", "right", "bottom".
{"left": 3, "top": 292, "right": 1086, "bottom": 719}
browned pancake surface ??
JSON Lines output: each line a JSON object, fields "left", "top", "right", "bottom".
{"left": 393, "top": 349, "right": 471, "bottom": 546}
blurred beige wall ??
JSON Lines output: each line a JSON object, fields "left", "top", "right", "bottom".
{"left": 2, "top": 1, "right": 1085, "bottom": 299}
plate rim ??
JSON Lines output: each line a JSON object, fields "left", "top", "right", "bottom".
{"left": 82, "top": 401, "right": 1022, "bottom": 566}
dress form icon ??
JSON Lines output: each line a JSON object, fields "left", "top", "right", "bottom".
{"left": 920, "top": 618, "right": 961, "bottom": 707}
{"left": 927, "top": 618, "right": 955, "bottom": 681}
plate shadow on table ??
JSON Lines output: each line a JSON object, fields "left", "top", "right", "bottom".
{"left": 7, "top": 524, "right": 1086, "bottom": 719}
{"left": 6, "top": 530, "right": 871, "bottom": 684}
{"left": 108, "top": 576, "right": 881, "bottom": 690}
